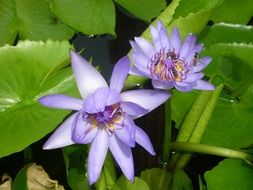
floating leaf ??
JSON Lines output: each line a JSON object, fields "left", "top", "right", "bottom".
{"left": 49, "top": 0, "right": 116, "bottom": 36}
{"left": 114, "top": 0, "right": 166, "bottom": 22}
{"left": 205, "top": 158, "right": 253, "bottom": 190}
{"left": 0, "top": 40, "right": 79, "bottom": 157}
{"left": 112, "top": 176, "right": 150, "bottom": 190}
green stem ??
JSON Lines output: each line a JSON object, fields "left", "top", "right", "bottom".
{"left": 162, "top": 100, "right": 172, "bottom": 166}
{"left": 171, "top": 142, "right": 253, "bottom": 163}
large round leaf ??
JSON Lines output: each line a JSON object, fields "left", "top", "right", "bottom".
{"left": 49, "top": 0, "right": 116, "bottom": 36}
{"left": 0, "top": 40, "right": 79, "bottom": 157}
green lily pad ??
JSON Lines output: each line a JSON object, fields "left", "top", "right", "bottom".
{"left": 0, "top": 40, "right": 79, "bottom": 157}
{"left": 49, "top": 0, "right": 116, "bottom": 36}
{"left": 114, "top": 0, "right": 166, "bottom": 22}
{"left": 112, "top": 176, "right": 150, "bottom": 190}
{"left": 205, "top": 158, "right": 253, "bottom": 190}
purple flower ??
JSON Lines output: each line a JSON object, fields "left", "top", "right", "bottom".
{"left": 130, "top": 21, "right": 215, "bottom": 92}
{"left": 39, "top": 51, "right": 170, "bottom": 184}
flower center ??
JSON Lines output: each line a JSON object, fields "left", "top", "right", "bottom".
{"left": 82, "top": 103, "right": 123, "bottom": 132}
{"left": 148, "top": 48, "right": 189, "bottom": 82}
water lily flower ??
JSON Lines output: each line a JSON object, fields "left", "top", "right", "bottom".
{"left": 129, "top": 21, "right": 215, "bottom": 92}
{"left": 39, "top": 51, "right": 170, "bottom": 185}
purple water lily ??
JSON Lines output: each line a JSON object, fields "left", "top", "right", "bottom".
{"left": 130, "top": 21, "right": 215, "bottom": 92}
{"left": 39, "top": 51, "right": 170, "bottom": 184}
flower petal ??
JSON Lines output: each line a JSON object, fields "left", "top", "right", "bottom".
{"left": 134, "top": 37, "right": 156, "bottom": 59}
{"left": 106, "top": 89, "right": 122, "bottom": 106}
{"left": 170, "top": 27, "right": 181, "bottom": 54}
{"left": 152, "top": 80, "right": 174, "bottom": 90}
{"left": 174, "top": 82, "right": 193, "bottom": 92}
{"left": 191, "top": 56, "right": 212, "bottom": 73}
{"left": 131, "top": 52, "right": 151, "bottom": 76}
{"left": 192, "top": 80, "right": 215, "bottom": 90}
{"left": 39, "top": 94, "right": 83, "bottom": 110}
{"left": 184, "top": 73, "right": 204, "bottom": 83}
{"left": 88, "top": 130, "right": 108, "bottom": 185}
{"left": 114, "top": 115, "right": 135, "bottom": 147}
{"left": 70, "top": 50, "right": 108, "bottom": 98}
{"left": 180, "top": 34, "right": 196, "bottom": 59}
{"left": 129, "top": 66, "right": 146, "bottom": 77}
{"left": 121, "top": 101, "right": 148, "bottom": 117}
{"left": 109, "top": 135, "right": 134, "bottom": 182}
{"left": 130, "top": 40, "right": 142, "bottom": 53}
{"left": 71, "top": 112, "right": 98, "bottom": 144}
{"left": 157, "top": 21, "right": 170, "bottom": 50}
{"left": 43, "top": 113, "right": 77, "bottom": 149}
{"left": 110, "top": 56, "right": 130, "bottom": 92}
{"left": 150, "top": 25, "right": 162, "bottom": 51}
{"left": 121, "top": 90, "right": 170, "bottom": 118}
{"left": 135, "top": 126, "right": 155, "bottom": 155}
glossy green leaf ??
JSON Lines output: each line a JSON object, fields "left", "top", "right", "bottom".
{"left": 210, "top": 0, "right": 253, "bottom": 24}
{"left": 114, "top": 0, "right": 166, "bottom": 22}
{"left": 62, "top": 145, "right": 90, "bottom": 190}
{"left": 0, "top": 40, "right": 79, "bottom": 157}
{"left": 112, "top": 176, "right": 150, "bottom": 190}
{"left": 205, "top": 158, "right": 253, "bottom": 190}
{"left": 12, "top": 164, "right": 30, "bottom": 190}
{"left": 0, "top": 0, "right": 17, "bottom": 46}
{"left": 49, "top": 0, "right": 116, "bottom": 36}
{"left": 171, "top": 169, "right": 193, "bottom": 190}
{"left": 140, "top": 168, "right": 171, "bottom": 190}
{"left": 199, "top": 23, "right": 253, "bottom": 48}
{"left": 0, "top": 0, "right": 74, "bottom": 46}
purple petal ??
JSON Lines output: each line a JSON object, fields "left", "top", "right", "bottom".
{"left": 174, "top": 82, "right": 193, "bottom": 92}
{"left": 180, "top": 34, "right": 196, "bottom": 59}
{"left": 121, "top": 101, "right": 148, "bottom": 117}
{"left": 129, "top": 66, "right": 146, "bottom": 77}
{"left": 135, "top": 126, "right": 155, "bottom": 155}
{"left": 110, "top": 56, "right": 130, "bottom": 92}
{"left": 184, "top": 73, "right": 204, "bottom": 83}
{"left": 106, "top": 89, "right": 121, "bottom": 106}
{"left": 191, "top": 57, "right": 212, "bottom": 73}
{"left": 150, "top": 25, "right": 162, "bottom": 51}
{"left": 192, "top": 80, "right": 215, "bottom": 90}
{"left": 114, "top": 115, "right": 135, "bottom": 147}
{"left": 109, "top": 135, "right": 134, "bottom": 182}
{"left": 88, "top": 130, "right": 108, "bottom": 185}
{"left": 39, "top": 94, "right": 83, "bottom": 110}
{"left": 70, "top": 50, "right": 108, "bottom": 98}
{"left": 121, "top": 90, "right": 171, "bottom": 118}
{"left": 43, "top": 113, "right": 77, "bottom": 149}
{"left": 134, "top": 37, "right": 156, "bottom": 59}
{"left": 93, "top": 87, "right": 109, "bottom": 112}
{"left": 152, "top": 80, "right": 174, "bottom": 90}
{"left": 157, "top": 21, "right": 170, "bottom": 50}
{"left": 71, "top": 112, "right": 98, "bottom": 144}
{"left": 170, "top": 27, "right": 181, "bottom": 54}
{"left": 131, "top": 53, "right": 151, "bottom": 77}
{"left": 130, "top": 40, "right": 142, "bottom": 53}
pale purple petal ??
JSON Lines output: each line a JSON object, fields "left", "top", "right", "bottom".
{"left": 88, "top": 130, "right": 108, "bottom": 185}
{"left": 93, "top": 87, "right": 109, "bottom": 112}
{"left": 150, "top": 25, "right": 162, "bottom": 51}
{"left": 192, "top": 80, "right": 215, "bottom": 90}
{"left": 39, "top": 94, "right": 83, "bottom": 110}
{"left": 130, "top": 40, "right": 142, "bottom": 53}
{"left": 106, "top": 89, "right": 121, "bottom": 106}
{"left": 71, "top": 112, "right": 97, "bottom": 144}
{"left": 174, "top": 83, "right": 193, "bottom": 92}
{"left": 134, "top": 37, "right": 156, "bottom": 59}
{"left": 170, "top": 27, "right": 181, "bottom": 54}
{"left": 82, "top": 93, "right": 96, "bottom": 113}
{"left": 114, "top": 115, "right": 135, "bottom": 147}
{"left": 43, "top": 113, "right": 77, "bottom": 149}
{"left": 184, "top": 73, "right": 204, "bottom": 83}
{"left": 110, "top": 56, "right": 130, "bottom": 92}
{"left": 157, "top": 21, "right": 170, "bottom": 49}
{"left": 109, "top": 135, "right": 134, "bottom": 182}
{"left": 70, "top": 50, "right": 108, "bottom": 98}
{"left": 131, "top": 52, "right": 151, "bottom": 76}
{"left": 129, "top": 66, "right": 146, "bottom": 77}
{"left": 152, "top": 80, "right": 174, "bottom": 90}
{"left": 180, "top": 34, "right": 195, "bottom": 59}
{"left": 121, "top": 90, "right": 170, "bottom": 117}
{"left": 120, "top": 101, "right": 148, "bottom": 117}
{"left": 191, "top": 57, "right": 212, "bottom": 73}
{"left": 135, "top": 126, "right": 155, "bottom": 155}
